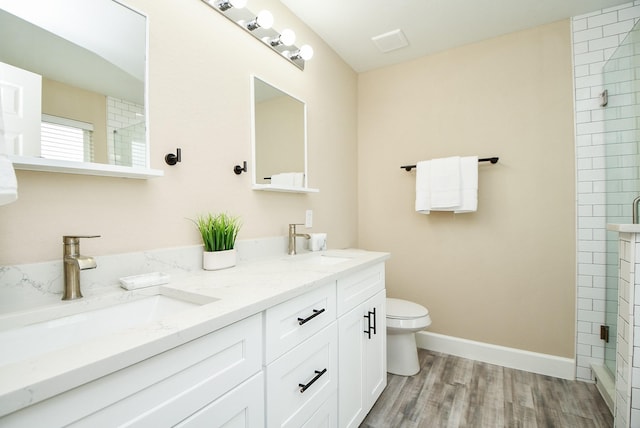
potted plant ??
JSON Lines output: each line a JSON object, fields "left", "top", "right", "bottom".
{"left": 193, "top": 212, "right": 241, "bottom": 270}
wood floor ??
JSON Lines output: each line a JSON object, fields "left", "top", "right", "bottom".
{"left": 361, "top": 349, "right": 613, "bottom": 428}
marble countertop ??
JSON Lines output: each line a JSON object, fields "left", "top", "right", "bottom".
{"left": 0, "top": 249, "right": 390, "bottom": 417}
{"left": 607, "top": 223, "right": 640, "bottom": 233}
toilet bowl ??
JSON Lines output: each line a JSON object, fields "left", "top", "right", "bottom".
{"left": 386, "top": 297, "right": 431, "bottom": 376}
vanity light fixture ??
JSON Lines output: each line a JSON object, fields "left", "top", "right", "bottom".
{"left": 214, "top": 0, "right": 246, "bottom": 11}
{"left": 200, "top": 0, "right": 313, "bottom": 70}
{"left": 246, "top": 10, "right": 274, "bottom": 31}
{"left": 267, "top": 29, "right": 296, "bottom": 47}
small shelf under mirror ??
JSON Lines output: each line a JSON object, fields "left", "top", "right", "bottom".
{"left": 252, "top": 184, "right": 318, "bottom": 193}
{"left": 10, "top": 156, "right": 164, "bottom": 179}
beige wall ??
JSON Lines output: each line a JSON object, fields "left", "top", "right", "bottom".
{"left": 0, "top": 0, "right": 358, "bottom": 265}
{"left": 357, "top": 21, "right": 576, "bottom": 357}
{"left": 42, "top": 78, "right": 108, "bottom": 163}
{"left": 255, "top": 95, "right": 305, "bottom": 184}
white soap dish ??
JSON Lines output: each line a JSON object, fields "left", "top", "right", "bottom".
{"left": 119, "top": 272, "right": 170, "bottom": 290}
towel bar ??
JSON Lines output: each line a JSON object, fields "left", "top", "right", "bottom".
{"left": 400, "top": 157, "right": 498, "bottom": 172}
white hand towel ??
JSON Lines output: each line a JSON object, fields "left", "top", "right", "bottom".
{"left": 292, "top": 172, "right": 304, "bottom": 187}
{"left": 454, "top": 156, "right": 478, "bottom": 213}
{"left": 415, "top": 160, "right": 431, "bottom": 214}
{"left": 429, "top": 156, "right": 461, "bottom": 209}
{"left": 271, "top": 173, "right": 293, "bottom": 187}
{"left": 0, "top": 98, "right": 18, "bottom": 206}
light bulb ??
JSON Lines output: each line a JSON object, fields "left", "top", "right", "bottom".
{"left": 299, "top": 45, "right": 313, "bottom": 60}
{"left": 246, "top": 10, "right": 273, "bottom": 31}
{"left": 280, "top": 29, "right": 296, "bottom": 46}
{"left": 256, "top": 10, "right": 274, "bottom": 29}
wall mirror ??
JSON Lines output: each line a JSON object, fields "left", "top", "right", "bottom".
{"left": 0, "top": 0, "right": 162, "bottom": 178}
{"left": 251, "top": 76, "right": 317, "bottom": 193}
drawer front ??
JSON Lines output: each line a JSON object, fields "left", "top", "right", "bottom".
{"left": 2, "top": 314, "right": 263, "bottom": 428}
{"left": 301, "top": 393, "right": 337, "bottom": 428}
{"left": 336, "top": 263, "right": 385, "bottom": 316}
{"left": 266, "top": 322, "right": 338, "bottom": 428}
{"left": 265, "top": 281, "right": 336, "bottom": 363}
{"left": 175, "top": 372, "right": 264, "bottom": 428}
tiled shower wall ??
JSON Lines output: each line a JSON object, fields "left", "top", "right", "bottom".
{"left": 106, "top": 96, "right": 146, "bottom": 167}
{"left": 573, "top": 2, "right": 640, "bottom": 382}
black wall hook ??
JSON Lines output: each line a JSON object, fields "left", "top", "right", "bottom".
{"left": 165, "top": 148, "right": 181, "bottom": 166}
{"left": 234, "top": 161, "right": 247, "bottom": 175}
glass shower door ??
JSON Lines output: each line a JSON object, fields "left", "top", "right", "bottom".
{"left": 602, "top": 19, "right": 640, "bottom": 377}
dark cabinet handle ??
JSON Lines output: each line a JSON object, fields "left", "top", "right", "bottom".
{"left": 364, "top": 312, "right": 371, "bottom": 339}
{"left": 371, "top": 307, "right": 377, "bottom": 335}
{"left": 298, "top": 308, "right": 325, "bottom": 325}
{"left": 364, "top": 307, "right": 377, "bottom": 339}
{"left": 299, "top": 368, "right": 327, "bottom": 393}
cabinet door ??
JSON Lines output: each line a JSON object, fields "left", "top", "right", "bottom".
{"left": 175, "top": 372, "right": 264, "bottom": 428}
{"left": 338, "top": 289, "right": 386, "bottom": 428}
{"left": 337, "top": 301, "right": 367, "bottom": 428}
{"left": 364, "top": 290, "right": 386, "bottom": 406}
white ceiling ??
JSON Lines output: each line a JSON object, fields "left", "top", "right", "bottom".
{"left": 279, "top": 0, "right": 632, "bottom": 72}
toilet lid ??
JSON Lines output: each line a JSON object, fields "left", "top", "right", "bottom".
{"left": 386, "top": 298, "right": 429, "bottom": 319}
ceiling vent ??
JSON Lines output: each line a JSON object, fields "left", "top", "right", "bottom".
{"left": 371, "top": 29, "right": 409, "bottom": 53}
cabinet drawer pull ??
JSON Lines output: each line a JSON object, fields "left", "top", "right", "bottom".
{"left": 371, "top": 307, "right": 377, "bottom": 335}
{"left": 298, "top": 368, "right": 327, "bottom": 393}
{"left": 364, "top": 307, "right": 377, "bottom": 339}
{"left": 297, "top": 308, "right": 325, "bottom": 325}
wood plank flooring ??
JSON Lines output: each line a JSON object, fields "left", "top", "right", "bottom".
{"left": 361, "top": 349, "right": 613, "bottom": 428}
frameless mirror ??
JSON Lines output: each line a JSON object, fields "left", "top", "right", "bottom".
{"left": 251, "top": 76, "right": 317, "bottom": 193}
{"left": 0, "top": 0, "right": 159, "bottom": 178}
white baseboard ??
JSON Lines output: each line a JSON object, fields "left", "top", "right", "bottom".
{"left": 415, "top": 331, "right": 575, "bottom": 380}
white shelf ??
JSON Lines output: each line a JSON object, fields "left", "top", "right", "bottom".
{"left": 10, "top": 156, "right": 164, "bottom": 179}
{"left": 252, "top": 184, "right": 319, "bottom": 194}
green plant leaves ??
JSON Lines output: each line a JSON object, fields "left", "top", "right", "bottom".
{"left": 193, "top": 213, "right": 241, "bottom": 252}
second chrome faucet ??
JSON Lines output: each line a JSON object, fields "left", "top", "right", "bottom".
{"left": 288, "top": 224, "right": 310, "bottom": 255}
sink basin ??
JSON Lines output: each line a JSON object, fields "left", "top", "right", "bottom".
{"left": 0, "top": 291, "right": 214, "bottom": 367}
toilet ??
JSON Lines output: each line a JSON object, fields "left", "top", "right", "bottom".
{"left": 386, "top": 297, "right": 432, "bottom": 376}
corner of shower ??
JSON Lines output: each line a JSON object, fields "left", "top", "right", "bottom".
{"left": 591, "top": 17, "right": 640, "bottom": 414}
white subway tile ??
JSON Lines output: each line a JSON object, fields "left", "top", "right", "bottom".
{"left": 604, "top": 19, "right": 636, "bottom": 37}
{"left": 575, "top": 50, "right": 606, "bottom": 66}
{"left": 575, "top": 73, "right": 604, "bottom": 89}
{"left": 572, "top": 17, "right": 588, "bottom": 32}
{"left": 619, "top": 5, "right": 640, "bottom": 20}
{"left": 575, "top": 27, "right": 604, "bottom": 43}
{"left": 588, "top": 11, "right": 619, "bottom": 28}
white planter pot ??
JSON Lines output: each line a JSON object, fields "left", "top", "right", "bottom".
{"left": 203, "top": 249, "right": 237, "bottom": 271}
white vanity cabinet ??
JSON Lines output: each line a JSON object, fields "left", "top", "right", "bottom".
{"left": 0, "top": 254, "right": 390, "bottom": 428}
{"left": 337, "top": 264, "right": 387, "bottom": 428}
{"left": 0, "top": 314, "right": 264, "bottom": 428}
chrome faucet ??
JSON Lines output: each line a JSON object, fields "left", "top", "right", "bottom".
{"left": 288, "top": 224, "right": 310, "bottom": 255}
{"left": 62, "top": 235, "right": 100, "bottom": 300}
{"left": 634, "top": 196, "right": 640, "bottom": 224}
